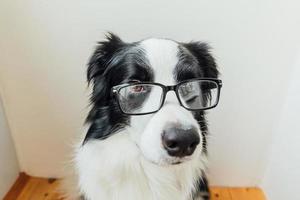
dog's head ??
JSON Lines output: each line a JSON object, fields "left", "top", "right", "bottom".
{"left": 84, "top": 33, "right": 220, "bottom": 165}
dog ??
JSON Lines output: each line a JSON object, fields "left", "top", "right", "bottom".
{"left": 73, "top": 33, "right": 221, "bottom": 200}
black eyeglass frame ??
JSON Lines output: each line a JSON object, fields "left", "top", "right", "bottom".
{"left": 111, "top": 78, "right": 222, "bottom": 115}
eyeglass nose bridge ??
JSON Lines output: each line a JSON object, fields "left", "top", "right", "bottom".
{"left": 161, "top": 85, "right": 181, "bottom": 106}
{"left": 165, "top": 85, "right": 176, "bottom": 92}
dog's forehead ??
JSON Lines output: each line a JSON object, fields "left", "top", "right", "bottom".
{"left": 139, "top": 38, "right": 179, "bottom": 85}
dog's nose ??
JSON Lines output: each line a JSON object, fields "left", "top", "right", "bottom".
{"left": 162, "top": 127, "right": 200, "bottom": 157}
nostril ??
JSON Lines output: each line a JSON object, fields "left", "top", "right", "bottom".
{"left": 166, "top": 140, "right": 178, "bottom": 149}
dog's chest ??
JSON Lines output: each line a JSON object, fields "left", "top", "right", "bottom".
{"left": 75, "top": 135, "right": 201, "bottom": 200}
{"left": 101, "top": 163, "right": 188, "bottom": 200}
{"left": 78, "top": 160, "right": 193, "bottom": 200}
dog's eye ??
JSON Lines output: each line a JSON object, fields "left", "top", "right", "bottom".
{"left": 180, "top": 83, "right": 195, "bottom": 96}
{"left": 130, "top": 85, "right": 145, "bottom": 93}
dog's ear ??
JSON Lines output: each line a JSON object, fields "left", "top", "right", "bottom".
{"left": 87, "top": 33, "right": 124, "bottom": 84}
{"left": 87, "top": 33, "right": 124, "bottom": 106}
{"left": 85, "top": 33, "right": 127, "bottom": 138}
{"left": 183, "top": 42, "right": 219, "bottom": 78}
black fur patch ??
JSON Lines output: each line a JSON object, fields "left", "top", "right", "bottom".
{"left": 84, "top": 33, "right": 152, "bottom": 143}
{"left": 192, "top": 174, "right": 210, "bottom": 200}
{"left": 175, "top": 42, "right": 219, "bottom": 155}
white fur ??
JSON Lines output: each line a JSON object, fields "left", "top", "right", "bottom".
{"left": 75, "top": 132, "right": 207, "bottom": 200}
{"left": 73, "top": 39, "right": 207, "bottom": 200}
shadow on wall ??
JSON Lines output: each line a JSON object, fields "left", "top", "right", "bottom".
{"left": 0, "top": 93, "right": 20, "bottom": 199}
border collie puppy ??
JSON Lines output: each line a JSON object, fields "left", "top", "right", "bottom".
{"left": 74, "top": 33, "right": 221, "bottom": 200}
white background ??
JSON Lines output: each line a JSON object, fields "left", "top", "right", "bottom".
{"left": 1, "top": 0, "right": 300, "bottom": 195}
{"left": 260, "top": 53, "right": 300, "bottom": 200}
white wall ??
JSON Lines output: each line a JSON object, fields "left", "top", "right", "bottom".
{"left": 0, "top": 0, "right": 300, "bottom": 186}
{"left": 0, "top": 91, "right": 20, "bottom": 199}
{"left": 260, "top": 53, "right": 300, "bottom": 200}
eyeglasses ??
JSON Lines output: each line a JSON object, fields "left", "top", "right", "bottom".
{"left": 112, "top": 78, "right": 222, "bottom": 115}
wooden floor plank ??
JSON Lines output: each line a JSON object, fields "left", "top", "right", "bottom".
{"left": 16, "top": 177, "right": 63, "bottom": 200}
{"left": 210, "top": 187, "right": 232, "bottom": 200}
{"left": 243, "top": 188, "right": 266, "bottom": 200}
{"left": 16, "top": 178, "right": 41, "bottom": 200}
{"left": 6, "top": 176, "right": 266, "bottom": 200}
{"left": 229, "top": 187, "right": 266, "bottom": 200}
{"left": 3, "top": 173, "right": 30, "bottom": 200}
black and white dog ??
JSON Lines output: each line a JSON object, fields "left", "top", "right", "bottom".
{"left": 74, "top": 33, "right": 221, "bottom": 200}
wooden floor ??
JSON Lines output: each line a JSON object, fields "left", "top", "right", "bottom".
{"left": 4, "top": 174, "right": 266, "bottom": 200}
